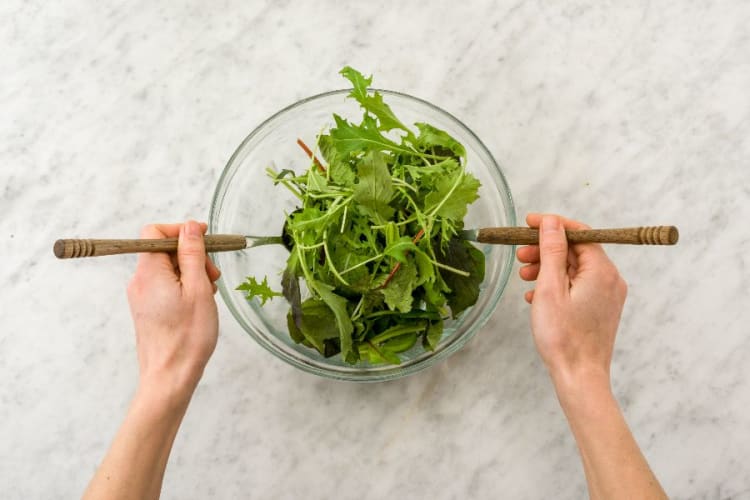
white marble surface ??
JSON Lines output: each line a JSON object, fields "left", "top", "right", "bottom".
{"left": 2, "top": 1, "right": 749, "bottom": 498}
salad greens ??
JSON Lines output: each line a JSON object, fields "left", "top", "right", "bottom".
{"left": 238, "top": 66, "right": 485, "bottom": 365}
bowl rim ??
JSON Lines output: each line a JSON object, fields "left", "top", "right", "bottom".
{"left": 209, "top": 88, "right": 516, "bottom": 382}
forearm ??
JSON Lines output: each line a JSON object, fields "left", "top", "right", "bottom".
{"left": 83, "top": 379, "right": 194, "bottom": 500}
{"left": 552, "top": 369, "right": 667, "bottom": 500}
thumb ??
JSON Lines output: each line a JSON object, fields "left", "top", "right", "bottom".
{"left": 178, "top": 220, "right": 209, "bottom": 294}
{"left": 536, "top": 215, "right": 569, "bottom": 294}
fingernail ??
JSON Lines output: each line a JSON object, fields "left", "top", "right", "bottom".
{"left": 542, "top": 215, "right": 560, "bottom": 232}
{"left": 185, "top": 220, "right": 201, "bottom": 239}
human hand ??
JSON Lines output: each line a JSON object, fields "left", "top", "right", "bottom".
{"left": 516, "top": 215, "right": 669, "bottom": 499}
{"left": 126, "top": 220, "right": 221, "bottom": 403}
{"left": 516, "top": 213, "right": 627, "bottom": 393}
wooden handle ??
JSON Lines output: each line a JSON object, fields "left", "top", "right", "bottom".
{"left": 476, "top": 226, "right": 679, "bottom": 245}
{"left": 53, "top": 234, "right": 248, "bottom": 259}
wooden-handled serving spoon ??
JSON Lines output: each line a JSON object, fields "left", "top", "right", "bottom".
{"left": 53, "top": 225, "right": 678, "bottom": 259}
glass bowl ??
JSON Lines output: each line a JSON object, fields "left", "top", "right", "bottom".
{"left": 209, "top": 89, "right": 515, "bottom": 382}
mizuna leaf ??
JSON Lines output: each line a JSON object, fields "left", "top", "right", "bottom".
{"left": 236, "top": 276, "right": 283, "bottom": 306}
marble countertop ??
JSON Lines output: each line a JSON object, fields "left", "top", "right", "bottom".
{"left": 2, "top": 1, "right": 749, "bottom": 498}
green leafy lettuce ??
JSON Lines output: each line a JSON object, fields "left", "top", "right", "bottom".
{"left": 243, "top": 66, "right": 485, "bottom": 365}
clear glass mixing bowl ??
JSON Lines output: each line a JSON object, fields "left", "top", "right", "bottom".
{"left": 209, "top": 89, "right": 515, "bottom": 382}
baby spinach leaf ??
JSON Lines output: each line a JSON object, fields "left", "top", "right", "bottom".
{"left": 423, "top": 318, "right": 444, "bottom": 351}
{"left": 362, "top": 341, "right": 402, "bottom": 365}
{"left": 383, "top": 332, "right": 418, "bottom": 353}
{"left": 436, "top": 237, "right": 485, "bottom": 318}
{"left": 286, "top": 298, "right": 340, "bottom": 353}
{"left": 380, "top": 259, "right": 418, "bottom": 313}
{"left": 313, "top": 280, "right": 355, "bottom": 360}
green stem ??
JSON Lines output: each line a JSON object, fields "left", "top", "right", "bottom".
{"left": 340, "top": 253, "right": 383, "bottom": 276}
{"left": 391, "top": 177, "right": 418, "bottom": 193}
{"left": 427, "top": 171, "right": 464, "bottom": 218}
{"left": 350, "top": 295, "right": 365, "bottom": 321}
{"left": 322, "top": 232, "right": 350, "bottom": 286}
{"left": 295, "top": 242, "right": 317, "bottom": 294}
{"left": 296, "top": 242, "right": 325, "bottom": 250}
{"left": 278, "top": 179, "right": 304, "bottom": 200}
{"left": 370, "top": 215, "right": 418, "bottom": 229}
{"left": 432, "top": 260, "right": 470, "bottom": 277}
{"left": 370, "top": 323, "right": 427, "bottom": 344}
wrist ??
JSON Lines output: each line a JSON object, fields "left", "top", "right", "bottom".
{"left": 548, "top": 363, "right": 614, "bottom": 414}
{"left": 136, "top": 367, "right": 201, "bottom": 415}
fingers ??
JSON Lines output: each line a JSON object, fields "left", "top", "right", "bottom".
{"left": 516, "top": 245, "right": 539, "bottom": 264}
{"left": 516, "top": 241, "right": 540, "bottom": 285}
{"left": 519, "top": 249, "right": 578, "bottom": 282}
{"left": 136, "top": 225, "right": 180, "bottom": 280}
{"left": 517, "top": 213, "right": 587, "bottom": 266}
{"left": 525, "top": 212, "right": 612, "bottom": 273}
{"left": 145, "top": 223, "right": 181, "bottom": 238}
{"left": 206, "top": 257, "right": 221, "bottom": 282}
{"left": 134, "top": 221, "right": 219, "bottom": 294}
{"left": 519, "top": 263, "right": 540, "bottom": 281}
{"left": 177, "top": 220, "right": 212, "bottom": 296}
{"left": 535, "top": 215, "right": 570, "bottom": 295}
{"left": 207, "top": 257, "right": 221, "bottom": 294}
{"left": 521, "top": 213, "right": 602, "bottom": 304}
{"left": 526, "top": 213, "right": 590, "bottom": 230}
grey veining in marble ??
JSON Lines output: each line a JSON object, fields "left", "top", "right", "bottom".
{"left": 2, "top": 1, "right": 750, "bottom": 498}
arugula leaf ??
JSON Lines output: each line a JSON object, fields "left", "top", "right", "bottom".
{"left": 329, "top": 236, "right": 372, "bottom": 295}
{"left": 352, "top": 150, "right": 395, "bottom": 222}
{"left": 383, "top": 236, "right": 418, "bottom": 263}
{"left": 317, "top": 134, "right": 339, "bottom": 164}
{"left": 412, "top": 244, "right": 435, "bottom": 287}
{"left": 287, "top": 206, "right": 324, "bottom": 233}
{"left": 340, "top": 66, "right": 410, "bottom": 132}
{"left": 424, "top": 168, "right": 481, "bottom": 222}
{"left": 330, "top": 114, "right": 413, "bottom": 157}
{"left": 415, "top": 122, "right": 466, "bottom": 160}
{"left": 236, "top": 276, "right": 282, "bottom": 305}
{"left": 307, "top": 167, "right": 328, "bottom": 192}
{"left": 320, "top": 134, "right": 356, "bottom": 186}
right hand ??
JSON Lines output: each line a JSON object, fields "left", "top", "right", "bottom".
{"left": 126, "top": 221, "right": 221, "bottom": 403}
{"left": 516, "top": 213, "right": 628, "bottom": 393}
